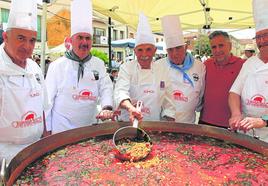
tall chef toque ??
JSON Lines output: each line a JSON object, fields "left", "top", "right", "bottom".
{"left": 135, "top": 12, "right": 155, "bottom": 47}
{"left": 253, "top": 0, "right": 268, "bottom": 32}
{"left": 7, "top": 0, "right": 37, "bottom": 31}
{"left": 161, "top": 15, "right": 184, "bottom": 49}
{"left": 71, "top": 0, "right": 93, "bottom": 36}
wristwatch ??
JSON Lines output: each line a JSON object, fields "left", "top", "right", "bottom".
{"left": 261, "top": 115, "right": 268, "bottom": 127}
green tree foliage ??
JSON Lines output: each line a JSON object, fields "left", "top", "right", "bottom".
{"left": 90, "top": 49, "right": 109, "bottom": 65}
{"left": 194, "top": 34, "right": 211, "bottom": 56}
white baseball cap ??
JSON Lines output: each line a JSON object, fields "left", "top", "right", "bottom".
{"left": 244, "top": 44, "right": 255, "bottom": 51}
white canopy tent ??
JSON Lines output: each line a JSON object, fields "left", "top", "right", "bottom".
{"left": 36, "top": 0, "right": 255, "bottom": 72}
{"left": 44, "top": 0, "right": 254, "bottom": 31}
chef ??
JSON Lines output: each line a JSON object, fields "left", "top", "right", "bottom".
{"left": 158, "top": 15, "right": 206, "bottom": 123}
{"left": 114, "top": 12, "right": 175, "bottom": 123}
{"left": 0, "top": 0, "right": 48, "bottom": 164}
{"left": 45, "top": 0, "right": 113, "bottom": 134}
{"left": 229, "top": 0, "right": 268, "bottom": 142}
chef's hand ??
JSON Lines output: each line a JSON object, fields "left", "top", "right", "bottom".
{"left": 128, "top": 106, "right": 143, "bottom": 123}
{"left": 238, "top": 117, "right": 266, "bottom": 133}
{"left": 96, "top": 110, "right": 114, "bottom": 121}
{"left": 119, "top": 99, "right": 143, "bottom": 123}
{"left": 229, "top": 114, "right": 243, "bottom": 130}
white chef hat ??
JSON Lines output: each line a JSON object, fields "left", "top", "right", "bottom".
{"left": 71, "top": 0, "right": 93, "bottom": 36}
{"left": 135, "top": 12, "right": 155, "bottom": 47}
{"left": 253, "top": 0, "right": 268, "bottom": 32}
{"left": 161, "top": 15, "right": 184, "bottom": 49}
{"left": 7, "top": 0, "right": 37, "bottom": 31}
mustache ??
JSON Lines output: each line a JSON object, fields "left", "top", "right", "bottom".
{"left": 140, "top": 56, "right": 150, "bottom": 60}
{"left": 79, "top": 44, "right": 89, "bottom": 49}
{"left": 19, "top": 48, "right": 32, "bottom": 54}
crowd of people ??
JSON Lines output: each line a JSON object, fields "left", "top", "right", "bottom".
{"left": 1, "top": 0, "right": 268, "bottom": 164}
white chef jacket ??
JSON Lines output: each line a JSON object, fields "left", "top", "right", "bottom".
{"left": 114, "top": 60, "right": 175, "bottom": 121}
{"left": 45, "top": 56, "right": 113, "bottom": 134}
{"left": 230, "top": 56, "right": 268, "bottom": 142}
{"left": 157, "top": 57, "right": 206, "bottom": 123}
{"left": 0, "top": 43, "right": 48, "bottom": 163}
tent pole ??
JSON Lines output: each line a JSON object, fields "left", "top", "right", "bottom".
{"left": 108, "top": 17, "right": 112, "bottom": 69}
{"left": 40, "top": 1, "right": 48, "bottom": 75}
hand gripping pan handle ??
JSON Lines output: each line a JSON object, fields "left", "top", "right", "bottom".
{"left": 133, "top": 100, "right": 143, "bottom": 128}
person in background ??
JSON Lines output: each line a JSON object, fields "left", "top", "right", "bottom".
{"left": 111, "top": 57, "right": 121, "bottom": 69}
{"left": 201, "top": 52, "right": 208, "bottom": 63}
{"left": 44, "top": 56, "right": 51, "bottom": 77}
{"left": 199, "top": 30, "right": 245, "bottom": 128}
{"left": 228, "top": 0, "right": 268, "bottom": 142}
{"left": 244, "top": 44, "right": 256, "bottom": 59}
{"left": 35, "top": 57, "right": 41, "bottom": 66}
{"left": 0, "top": 28, "right": 4, "bottom": 45}
{"left": 110, "top": 68, "right": 118, "bottom": 83}
{"left": 195, "top": 55, "right": 202, "bottom": 62}
{"left": 157, "top": 15, "right": 205, "bottom": 123}
{"left": 0, "top": 0, "right": 48, "bottom": 163}
{"left": 114, "top": 12, "right": 175, "bottom": 123}
{"left": 45, "top": 0, "right": 113, "bottom": 134}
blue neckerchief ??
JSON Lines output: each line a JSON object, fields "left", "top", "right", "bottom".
{"left": 169, "top": 52, "right": 194, "bottom": 87}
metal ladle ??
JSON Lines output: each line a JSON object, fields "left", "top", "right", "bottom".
{"left": 113, "top": 101, "right": 152, "bottom": 161}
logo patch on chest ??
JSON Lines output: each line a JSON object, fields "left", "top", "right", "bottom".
{"left": 160, "top": 81, "right": 165, "bottom": 89}
{"left": 35, "top": 74, "right": 41, "bottom": 84}
{"left": 192, "top": 73, "right": 199, "bottom": 81}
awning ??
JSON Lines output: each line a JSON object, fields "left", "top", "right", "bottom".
{"left": 48, "top": 0, "right": 254, "bottom": 32}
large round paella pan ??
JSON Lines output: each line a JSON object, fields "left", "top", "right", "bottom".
{"left": 1, "top": 121, "right": 268, "bottom": 185}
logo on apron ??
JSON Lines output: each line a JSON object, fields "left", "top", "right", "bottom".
{"left": 72, "top": 89, "right": 97, "bottom": 101}
{"left": 246, "top": 94, "right": 268, "bottom": 108}
{"left": 11, "top": 111, "right": 42, "bottom": 128}
{"left": 173, "top": 90, "right": 188, "bottom": 102}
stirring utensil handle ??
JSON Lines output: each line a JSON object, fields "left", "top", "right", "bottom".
{"left": 133, "top": 101, "right": 143, "bottom": 128}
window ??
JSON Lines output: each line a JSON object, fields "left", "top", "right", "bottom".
{"left": 120, "top": 31, "right": 124, "bottom": 39}
{"left": 113, "top": 29, "right": 117, "bottom": 40}
{"left": 1, "top": 8, "right": 9, "bottom": 23}
{"left": 117, "top": 52, "right": 123, "bottom": 61}
{"left": 93, "top": 27, "right": 105, "bottom": 44}
{"left": 37, "top": 15, "right": 41, "bottom": 41}
{"left": 1, "top": 8, "right": 42, "bottom": 41}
